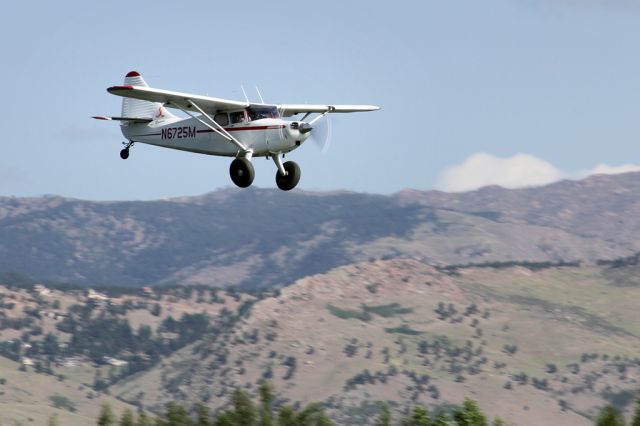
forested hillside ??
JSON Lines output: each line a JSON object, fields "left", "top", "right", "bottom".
{"left": 4, "top": 254, "right": 640, "bottom": 425}
{"left": 2, "top": 172, "right": 640, "bottom": 288}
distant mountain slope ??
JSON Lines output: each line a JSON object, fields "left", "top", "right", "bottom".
{"left": 2, "top": 172, "right": 640, "bottom": 288}
{"left": 396, "top": 172, "right": 640, "bottom": 250}
{"left": 0, "top": 356, "right": 135, "bottom": 426}
{"left": 111, "top": 258, "right": 640, "bottom": 426}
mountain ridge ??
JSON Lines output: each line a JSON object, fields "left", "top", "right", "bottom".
{"left": 2, "top": 172, "right": 640, "bottom": 288}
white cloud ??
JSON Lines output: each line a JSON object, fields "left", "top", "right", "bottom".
{"left": 435, "top": 153, "right": 640, "bottom": 192}
{"left": 435, "top": 153, "right": 563, "bottom": 192}
{"left": 584, "top": 163, "right": 640, "bottom": 176}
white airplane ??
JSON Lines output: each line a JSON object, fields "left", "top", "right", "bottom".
{"left": 94, "top": 71, "right": 380, "bottom": 190}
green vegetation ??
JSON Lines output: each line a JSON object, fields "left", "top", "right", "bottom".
{"left": 595, "top": 406, "right": 626, "bottom": 426}
{"left": 327, "top": 303, "right": 413, "bottom": 322}
{"left": 0, "top": 283, "right": 257, "bottom": 394}
{"left": 94, "top": 385, "right": 503, "bottom": 426}
{"left": 96, "top": 383, "right": 335, "bottom": 425}
{"left": 49, "top": 394, "right": 76, "bottom": 412}
{"left": 327, "top": 304, "right": 371, "bottom": 321}
{"left": 598, "top": 252, "right": 640, "bottom": 269}
{"left": 363, "top": 303, "right": 414, "bottom": 317}
{"left": 384, "top": 325, "right": 423, "bottom": 335}
{"left": 591, "top": 396, "right": 640, "bottom": 426}
{"left": 437, "top": 260, "right": 581, "bottom": 275}
{"left": 47, "top": 309, "right": 211, "bottom": 383}
{"left": 3, "top": 255, "right": 640, "bottom": 425}
{"left": 97, "top": 402, "right": 116, "bottom": 426}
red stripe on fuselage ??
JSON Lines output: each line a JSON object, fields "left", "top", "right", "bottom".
{"left": 197, "top": 125, "right": 285, "bottom": 133}
{"left": 227, "top": 125, "right": 286, "bottom": 131}
{"left": 138, "top": 125, "right": 285, "bottom": 138}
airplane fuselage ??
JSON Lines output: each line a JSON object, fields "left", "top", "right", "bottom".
{"left": 121, "top": 115, "right": 308, "bottom": 157}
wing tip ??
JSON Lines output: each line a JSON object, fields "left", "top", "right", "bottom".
{"left": 107, "top": 85, "right": 134, "bottom": 93}
{"left": 92, "top": 116, "right": 111, "bottom": 120}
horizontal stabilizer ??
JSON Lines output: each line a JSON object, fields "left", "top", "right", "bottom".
{"left": 92, "top": 116, "right": 152, "bottom": 123}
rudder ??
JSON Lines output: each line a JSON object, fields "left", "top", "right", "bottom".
{"left": 121, "top": 71, "right": 173, "bottom": 121}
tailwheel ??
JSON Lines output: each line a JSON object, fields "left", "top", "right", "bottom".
{"left": 229, "top": 158, "right": 255, "bottom": 188}
{"left": 120, "top": 141, "right": 133, "bottom": 160}
{"left": 275, "top": 161, "right": 301, "bottom": 191}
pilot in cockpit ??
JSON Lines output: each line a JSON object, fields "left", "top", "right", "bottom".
{"left": 230, "top": 111, "right": 245, "bottom": 124}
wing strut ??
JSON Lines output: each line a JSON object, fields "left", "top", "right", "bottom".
{"left": 171, "top": 100, "right": 248, "bottom": 153}
{"left": 309, "top": 110, "right": 332, "bottom": 126}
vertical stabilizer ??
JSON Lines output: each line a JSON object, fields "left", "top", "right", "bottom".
{"left": 120, "top": 71, "right": 174, "bottom": 121}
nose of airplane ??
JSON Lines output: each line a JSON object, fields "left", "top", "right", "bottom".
{"left": 298, "top": 122, "right": 313, "bottom": 134}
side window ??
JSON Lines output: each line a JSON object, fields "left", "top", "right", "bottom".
{"left": 249, "top": 109, "right": 262, "bottom": 121}
{"left": 214, "top": 113, "right": 229, "bottom": 126}
{"left": 230, "top": 111, "right": 246, "bottom": 124}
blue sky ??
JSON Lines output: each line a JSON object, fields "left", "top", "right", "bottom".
{"left": 2, "top": 0, "right": 640, "bottom": 200}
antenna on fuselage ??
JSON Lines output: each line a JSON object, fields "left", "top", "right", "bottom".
{"left": 255, "top": 86, "right": 265, "bottom": 104}
{"left": 240, "top": 85, "right": 249, "bottom": 103}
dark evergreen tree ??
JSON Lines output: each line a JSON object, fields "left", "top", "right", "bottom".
{"left": 595, "top": 405, "right": 626, "bottom": 426}
{"left": 119, "top": 409, "right": 135, "bottom": 426}
{"left": 258, "top": 381, "right": 275, "bottom": 426}
{"left": 433, "top": 412, "right": 456, "bottom": 426}
{"left": 164, "top": 402, "right": 193, "bottom": 426}
{"left": 277, "top": 406, "right": 297, "bottom": 426}
{"left": 452, "top": 398, "right": 488, "bottom": 426}
{"left": 195, "top": 403, "right": 211, "bottom": 426}
{"left": 401, "top": 405, "right": 431, "bottom": 426}
{"left": 97, "top": 403, "right": 116, "bottom": 426}
{"left": 632, "top": 396, "right": 640, "bottom": 426}
{"left": 295, "top": 403, "right": 334, "bottom": 426}
{"left": 375, "top": 404, "right": 392, "bottom": 426}
{"left": 213, "top": 412, "right": 235, "bottom": 426}
{"left": 230, "top": 389, "right": 257, "bottom": 426}
{"left": 136, "top": 411, "right": 153, "bottom": 426}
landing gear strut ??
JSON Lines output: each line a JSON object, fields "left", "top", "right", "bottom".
{"left": 272, "top": 154, "right": 301, "bottom": 191}
{"left": 120, "top": 141, "right": 134, "bottom": 160}
{"left": 229, "top": 158, "right": 255, "bottom": 188}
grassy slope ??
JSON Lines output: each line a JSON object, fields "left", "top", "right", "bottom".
{"left": 0, "top": 357, "right": 134, "bottom": 426}
{"left": 112, "top": 259, "right": 640, "bottom": 426}
{"left": 0, "top": 286, "right": 247, "bottom": 425}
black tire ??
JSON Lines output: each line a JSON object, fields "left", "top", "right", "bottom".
{"left": 275, "top": 161, "right": 301, "bottom": 191}
{"left": 229, "top": 158, "right": 255, "bottom": 188}
{"left": 120, "top": 149, "right": 129, "bottom": 160}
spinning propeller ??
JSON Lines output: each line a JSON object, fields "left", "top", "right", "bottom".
{"left": 277, "top": 108, "right": 333, "bottom": 153}
{"left": 307, "top": 113, "right": 332, "bottom": 153}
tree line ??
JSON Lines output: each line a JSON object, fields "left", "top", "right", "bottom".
{"left": 84, "top": 382, "right": 640, "bottom": 426}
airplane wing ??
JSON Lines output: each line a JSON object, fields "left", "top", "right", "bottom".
{"left": 107, "top": 85, "right": 249, "bottom": 113}
{"left": 92, "top": 116, "right": 152, "bottom": 123}
{"left": 277, "top": 104, "right": 380, "bottom": 117}
{"left": 107, "top": 85, "right": 380, "bottom": 117}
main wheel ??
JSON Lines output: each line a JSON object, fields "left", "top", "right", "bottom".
{"left": 229, "top": 158, "right": 255, "bottom": 188}
{"left": 120, "top": 149, "right": 129, "bottom": 160}
{"left": 275, "top": 161, "right": 301, "bottom": 191}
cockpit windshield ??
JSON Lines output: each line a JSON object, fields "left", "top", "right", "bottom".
{"left": 247, "top": 106, "right": 278, "bottom": 121}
